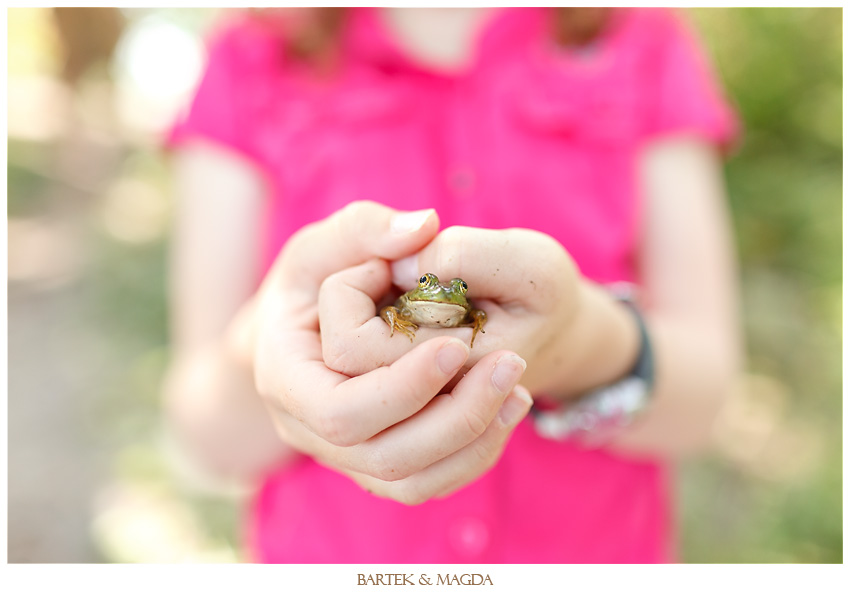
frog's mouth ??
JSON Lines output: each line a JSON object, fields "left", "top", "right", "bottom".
{"left": 405, "top": 300, "right": 467, "bottom": 328}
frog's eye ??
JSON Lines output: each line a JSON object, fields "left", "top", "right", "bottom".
{"left": 451, "top": 278, "right": 468, "bottom": 294}
{"left": 418, "top": 275, "right": 429, "bottom": 287}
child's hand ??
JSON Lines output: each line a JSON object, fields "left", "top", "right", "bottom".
{"left": 320, "top": 226, "right": 596, "bottom": 399}
{"left": 229, "top": 203, "right": 532, "bottom": 504}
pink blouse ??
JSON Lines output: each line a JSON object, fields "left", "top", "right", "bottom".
{"left": 170, "top": 7, "right": 737, "bottom": 563}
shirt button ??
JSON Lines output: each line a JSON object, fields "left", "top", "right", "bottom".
{"left": 448, "top": 167, "right": 476, "bottom": 198}
{"left": 448, "top": 516, "right": 490, "bottom": 557}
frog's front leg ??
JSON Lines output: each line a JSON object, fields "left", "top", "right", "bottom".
{"left": 463, "top": 309, "right": 487, "bottom": 348}
{"left": 380, "top": 305, "right": 418, "bottom": 342}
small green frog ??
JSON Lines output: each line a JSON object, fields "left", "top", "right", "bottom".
{"left": 380, "top": 273, "right": 487, "bottom": 348}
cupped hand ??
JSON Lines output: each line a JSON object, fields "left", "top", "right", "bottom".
{"left": 320, "top": 225, "right": 585, "bottom": 398}
{"left": 228, "top": 202, "right": 532, "bottom": 504}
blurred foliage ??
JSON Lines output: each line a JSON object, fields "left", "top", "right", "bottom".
{"left": 7, "top": 8, "right": 842, "bottom": 563}
{"left": 684, "top": 7, "right": 842, "bottom": 563}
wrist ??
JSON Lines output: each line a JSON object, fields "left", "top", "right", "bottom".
{"left": 544, "top": 281, "right": 641, "bottom": 401}
{"left": 533, "top": 285, "right": 656, "bottom": 445}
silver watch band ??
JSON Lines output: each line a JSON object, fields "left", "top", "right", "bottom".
{"left": 532, "top": 377, "right": 649, "bottom": 443}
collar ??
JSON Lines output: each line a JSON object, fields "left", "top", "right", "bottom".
{"left": 343, "top": 7, "right": 548, "bottom": 78}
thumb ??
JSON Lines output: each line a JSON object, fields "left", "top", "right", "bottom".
{"left": 270, "top": 201, "right": 439, "bottom": 298}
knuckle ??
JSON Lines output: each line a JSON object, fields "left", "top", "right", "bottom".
{"left": 314, "top": 406, "right": 360, "bottom": 447}
{"left": 322, "top": 333, "right": 368, "bottom": 377}
{"left": 438, "top": 225, "right": 466, "bottom": 245}
{"left": 469, "top": 435, "right": 499, "bottom": 469}
{"left": 474, "top": 424, "right": 514, "bottom": 473}
{"left": 318, "top": 270, "right": 337, "bottom": 295}
{"left": 531, "top": 231, "right": 574, "bottom": 276}
{"left": 395, "top": 381, "right": 427, "bottom": 413}
{"left": 392, "top": 483, "right": 430, "bottom": 506}
{"left": 364, "top": 448, "right": 408, "bottom": 482}
{"left": 339, "top": 200, "right": 375, "bottom": 223}
{"left": 334, "top": 202, "right": 373, "bottom": 250}
{"left": 434, "top": 226, "right": 467, "bottom": 265}
{"left": 513, "top": 231, "right": 575, "bottom": 305}
{"left": 320, "top": 335, "right": 345, "bottom": 371}
{"left": 282, "top": 220, "right": 321, "bottom": 263}
{"left": 459, "top": 407, "right": 491, "bottom": 440}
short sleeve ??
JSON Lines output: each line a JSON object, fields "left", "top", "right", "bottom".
{"left": 166, "top": 17, "right": 275, "bottom": 167}
{"left": 640, "top": 9, "right": 739, "bottom": 149}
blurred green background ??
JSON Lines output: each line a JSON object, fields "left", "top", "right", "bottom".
{"left": 7, "top": 8, "right": 842, "bottom": 563}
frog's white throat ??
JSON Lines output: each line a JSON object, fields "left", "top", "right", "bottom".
{"left": 404, "top": 301, "right": 467, "bottom": 327}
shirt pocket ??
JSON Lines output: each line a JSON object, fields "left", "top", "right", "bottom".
{"left": 259, "top": 74, "right": 422, "bottom": 214}
{"left": 326, "top": 76, "right": 416, "bottom": 129}
{"left": 509, "top": 48, "right": 641, "bottom": 147}
{"left": 255, "top": 72, "right": 415, "bottom": 168}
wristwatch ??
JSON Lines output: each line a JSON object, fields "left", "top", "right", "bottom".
{"left": 531, "top": 285, "right": 655, "bottom": 445}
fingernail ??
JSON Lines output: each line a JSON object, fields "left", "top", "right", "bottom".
{"left": 391, "top": 255, "right": 419, "bottom": 287}
{"left": 491, "top": 354, "right": 527, "bottom": 395}
{"left": 391, "top": 209, "right": 434, "bottom": 234}
{"left": 498, "top": 385, "right": 533, "bottom": 426}
{"left": 437, "top": 339, "right": 470, "bottom": 375}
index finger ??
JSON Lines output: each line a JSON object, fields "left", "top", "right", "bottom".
{"left": 254, "top": 308, "right": 471, "bottom": 447}
{"left": 391, "top": 226, "right": 577, "bottom": 306}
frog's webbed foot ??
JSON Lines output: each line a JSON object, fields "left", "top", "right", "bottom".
{"left": 463, "top": 309, "right": 488, "bottom": 348}
{"left": 380, "top": 306, "right": 418, "bottom": 342}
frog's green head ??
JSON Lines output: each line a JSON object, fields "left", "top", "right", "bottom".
{"left": 406, "top": 273, "right": 470, "bottom": 306}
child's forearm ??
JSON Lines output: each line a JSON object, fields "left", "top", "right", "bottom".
{"left": 609, "top": 311, "right": 740, "bottom": 457}
{"left": 534, "top": 280, "right": 739, "bottom": 458}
